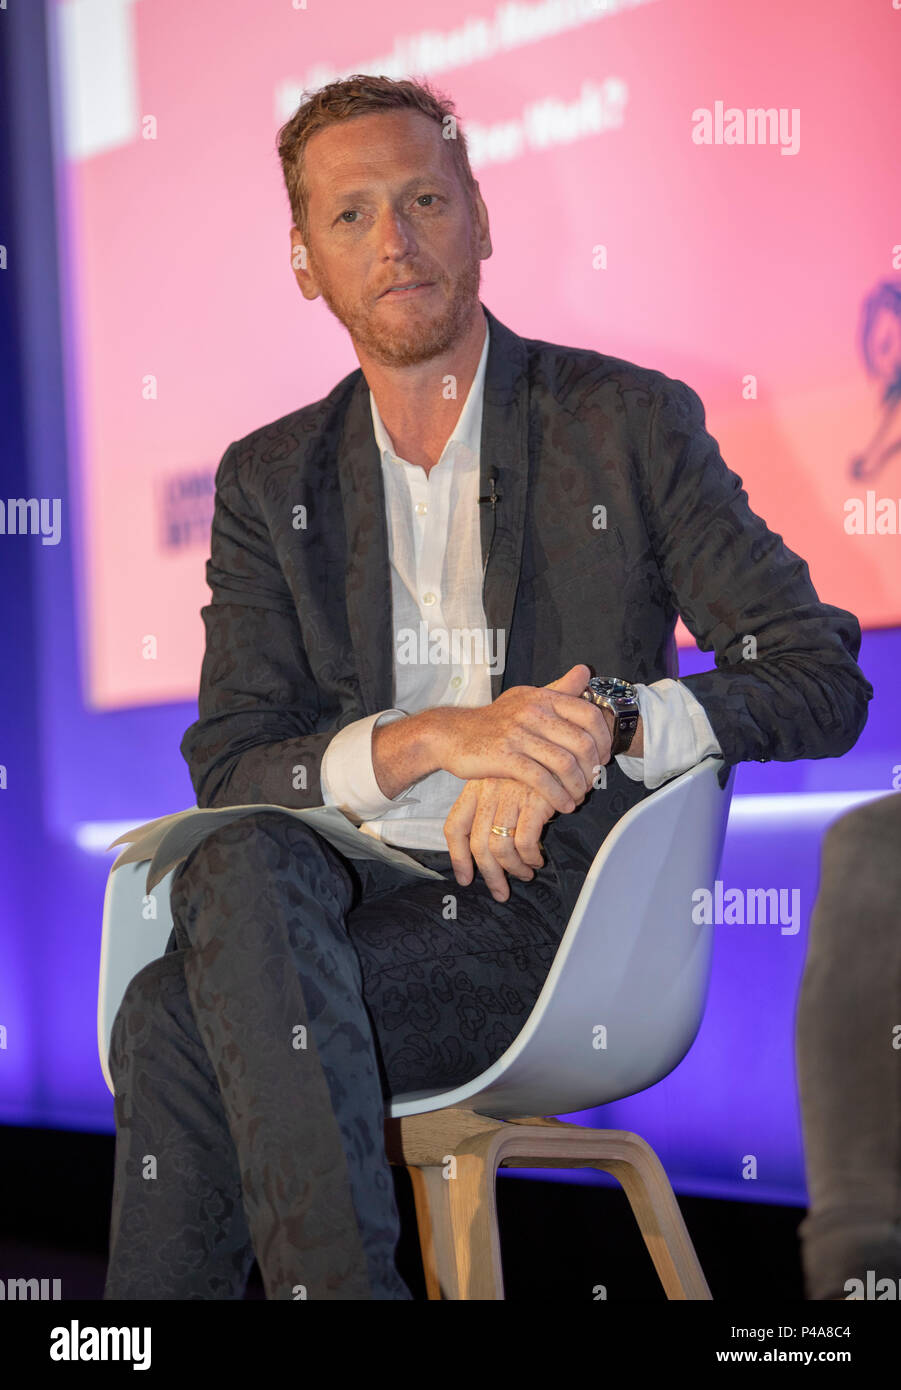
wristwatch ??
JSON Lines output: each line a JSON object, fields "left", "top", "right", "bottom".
{"left": 580, "top": 676, "right": 640, "bottom": 756}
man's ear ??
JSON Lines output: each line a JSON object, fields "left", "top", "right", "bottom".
{"left": 471, "top": 184, "right": 492, "bottom": 262}
{"left": 290, "top": 226, "right": 320, "bottom": 301}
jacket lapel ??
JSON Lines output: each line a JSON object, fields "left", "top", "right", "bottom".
{"left": 336, "top": 301, "right": 530, "bottom": 714}
{"left": 478, "top": 305, "right": 529, "bottom": 700}
{"left": 336, "top": 376, "right": 395, "bottom": 716}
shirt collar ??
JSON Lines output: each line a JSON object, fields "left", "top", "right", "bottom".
{"left": 369, "top": 316, "right": 490, "bottom": 467}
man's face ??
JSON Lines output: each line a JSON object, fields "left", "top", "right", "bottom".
{"left": 291, "top": 110, "right": 492, "bottom": 367}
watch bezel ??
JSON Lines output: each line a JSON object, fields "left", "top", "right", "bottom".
{"left": 581, "top": 676, "right": 640, "bottom": 755}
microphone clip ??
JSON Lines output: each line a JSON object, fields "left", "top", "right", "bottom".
{"left": 478, "top": 475, "right": 501, "bottom": 509}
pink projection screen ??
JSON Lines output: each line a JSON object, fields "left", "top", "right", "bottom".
{"left": 52, "top": 0, "right": 900, "bottom": 711}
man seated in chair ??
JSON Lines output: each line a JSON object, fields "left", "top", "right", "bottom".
{"left": 102, "top": 74, "right": 872, "bottom": 1301}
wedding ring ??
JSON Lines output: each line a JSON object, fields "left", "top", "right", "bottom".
{"left": 490, "top": 824, "right": 516, "bottom": 837}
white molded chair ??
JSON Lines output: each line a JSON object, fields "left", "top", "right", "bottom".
{"left": 98, "top": 756, "right": 734, "bottom": 1299}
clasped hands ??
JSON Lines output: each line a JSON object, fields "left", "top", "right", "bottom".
{"left": 442, "top": 663, "right": 614, "bottom": 903}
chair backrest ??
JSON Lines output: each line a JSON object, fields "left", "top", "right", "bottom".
{"left": 98, "top": 861, "right": 176, "bottom": 1095}
{"left": 99, "top": 757, "right": 733, "bottom": 1116}
{"left": 389, "top": 756, "right": 734, "bottom": 1118}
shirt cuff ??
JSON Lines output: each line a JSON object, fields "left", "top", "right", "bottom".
{"left": 320, "top": 710, "right": 422, "bottom": 822}
{"left": 615, "top": 679, "right": 723, "bottom": 790}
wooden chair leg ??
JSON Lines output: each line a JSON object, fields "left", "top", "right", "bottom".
{"left": 487, "top": 1119, "right": 712, "bottom": 1300}
{"left": 389, "top": 1110, "right": 710, "bottom": 1301}
{"left": 407, "top": 1154, "right": 505, "bottom": 1299}
{"left": 386, "top": 1106, "right": 508, "bottom": 1301}
{"left": 594, "top": 1136, "right": 712, "bottom": 1300}
{"left": 406, "top": 1167, "right": 453, "bottom": 1299}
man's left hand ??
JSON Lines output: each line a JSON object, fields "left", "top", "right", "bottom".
{"left": 443, "top": 702, "right": 625, "bottom": 901}
{"left": 444, "top": 776, "right": 559, "bottom": 902}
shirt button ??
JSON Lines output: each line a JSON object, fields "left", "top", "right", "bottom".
{"left": 450, "top": 675, "right": 463, "bottom": 689}
{"left": 415, "top": 502, "right": 428, "bottom": 516}
{"left": 422, "top": 592, "right": 437, "bottom": 605}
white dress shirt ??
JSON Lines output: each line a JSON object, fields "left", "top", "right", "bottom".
{"left": 320, "top": 318, "right": 723, "bottom": 849}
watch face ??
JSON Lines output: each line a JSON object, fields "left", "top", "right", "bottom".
{"left": 591, "top": 677, "right": 634, "bottom": 697}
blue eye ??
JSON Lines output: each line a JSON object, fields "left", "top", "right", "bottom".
{"left": 336, "top": 195, "right": 440, "bottom": 225}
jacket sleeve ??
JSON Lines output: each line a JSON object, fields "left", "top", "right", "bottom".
{"left": 636, "top": 375, "right": 873, "bottom": 786}
{"left": 180, "top": 440, "right": 347, "bottom": 809}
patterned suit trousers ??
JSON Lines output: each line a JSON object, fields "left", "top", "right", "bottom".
{"left": 102, "top": 809, "right": 570, "bottom": 1300}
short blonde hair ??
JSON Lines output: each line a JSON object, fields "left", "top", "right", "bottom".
{"left": 276, "top": 73, "right": 478, "bottom": 245}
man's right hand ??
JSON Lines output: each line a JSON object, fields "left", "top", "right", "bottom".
{"left": 371, "top": 662, "right": 612, "bottom": 811}
{"left": 432, "top": 663, "right": 610, "bottom": 812}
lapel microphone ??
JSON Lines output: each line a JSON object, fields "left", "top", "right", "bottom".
{"left": 478, "top": 474, "right": 501, "bottom": 509}
{"left": 478, "top": 473, "right": 501, "bottom": 577}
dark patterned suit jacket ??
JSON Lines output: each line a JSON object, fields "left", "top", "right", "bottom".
{"left": 180, "top": 303, "right": 873, "bottom": 922}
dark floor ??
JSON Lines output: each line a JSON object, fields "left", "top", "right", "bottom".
{"left": 0, "top": 1122, "right": 809, "bottom": 1300}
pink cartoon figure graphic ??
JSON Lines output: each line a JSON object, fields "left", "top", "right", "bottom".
{"left": 850, "top": 279, "right": 901, "bottom": 482}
